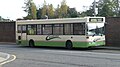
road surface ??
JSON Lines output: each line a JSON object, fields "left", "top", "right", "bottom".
{"left": 0, "top": 44, "right": 120, "bottom": 67}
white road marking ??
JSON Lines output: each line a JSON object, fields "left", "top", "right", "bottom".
{"left": 0, "top": 55, "right": 16, "bottom": 66}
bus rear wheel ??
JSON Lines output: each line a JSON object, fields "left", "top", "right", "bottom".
{"left": 29, "top": 40, "right": 35, "bottom": 47}
{"left": 66, "top": 40, "right": 73, "bottom": 49}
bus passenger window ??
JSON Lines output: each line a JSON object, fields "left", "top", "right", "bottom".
{"left": 42, "top": 25, "right": 52, "bottom": 35}
{"left": 37, "top": 25, "right": 42, "bottom": 35}
{"left": 17, "top": 25, "right": 26, "bottom": 33}
{"left": 53, "top": 24, "right": 63, "bottom": 35}
{"left": 17, "top": 25, "right": 22, "bottom": 33}
{"left": 27, "top": 25, "right": 37, "bottom": 35}
{"left": 64, "top": 24, "right": 73, "bottom": 35}
{"left": 73, "top": 23, "right": 85, "bottom": 35}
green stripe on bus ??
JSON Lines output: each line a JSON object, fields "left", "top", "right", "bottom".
{"left": 35, "top": 41, "right": 65, "bottom": 47}
{"left": 17, "top": 40, "right": 28, "bottom": 46}
{"left": 73, "top": 41, "right": 105, "bottom": 48}
{"left": 19, "top": 40, "right": 105, "bottom": 48}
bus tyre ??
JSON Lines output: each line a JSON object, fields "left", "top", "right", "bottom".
{"left": 29, "top": 40, "right": 35, "bottom": 47}
{"left": 66, "top": 40, "right": 73, "bottom": 49}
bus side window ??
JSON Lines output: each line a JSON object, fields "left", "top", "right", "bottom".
{"left": 53, "top": 24, "right": 63, "bottom": 35}
{"left": 28, "top": 28, "right": 34, "bottom": 35}
{"left": 22, "top": 25, "right": 26, "bottom": 33}
{"left": 17, "top": 25, "right": 22, "bottom": 33}
{"left": 37, "top": 25, "right": 42, "bottom": 35}
{"left": 17, "top": 25, "right": 26, "bottom": 33}
{"left": 73, "top": 23, "right": 85, "bottom": 35}
{"left": 64, "top": 24, "right": 73, "bottom": 35}
{"left": 27, "top": 25, "right": 37, "bottom": 35}
{"left": 42, "top": 24, "right": 52, "bottom": 35}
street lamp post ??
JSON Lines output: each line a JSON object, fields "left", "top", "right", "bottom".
{"left": 117, "top": 0, "right": 119, "bottom": 16}
{"left": 94, "top": 0, "right": 96, "bottom": 16}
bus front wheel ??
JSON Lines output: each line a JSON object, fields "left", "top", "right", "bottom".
{"left": 66, "top": 40, "right": 73, "bottom": 49}
{"left": 29, "top": 40, "right": 35, "bottom": 47}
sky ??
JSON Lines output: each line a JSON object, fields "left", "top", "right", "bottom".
{"left": 0, "top": 0, "right": 98, "bottom": 20}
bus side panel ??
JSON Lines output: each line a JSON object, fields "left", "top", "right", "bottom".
{"left": 73, "top": 42, "right": 89, "bottom": 48}
{"left": 17, "top": 33, "right": 29, "bottom": 46}
{"left": 17, "top": 34, "right": 105, "bottom": 48}
{"left": 27, "top": 35, "right": 88, "bottom": 47}
{"left": 73, "top": 41, "right": 105, "bottom": 48}
{"left": 34, "top": 41, "right": 65, "bottom": 47}
{"left": 88, "top": 41, "right": 105, "bottom": 47}
{"left": 73, "top": 36, "right": 105, "bottom": 48}
{"left": 88, "top": 36, "right": 105, "bottom": 47}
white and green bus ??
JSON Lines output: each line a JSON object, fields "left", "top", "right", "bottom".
{"left": 16, "top": 17, "right": 105, "bottom": 49}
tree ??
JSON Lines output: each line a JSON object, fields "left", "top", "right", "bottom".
{"left": 110, "top": 0, "right": 119, "bottom": 16}
{"left": 23, "top": 0, "right": 37, "bottom": 19}
{"left": 59, "top": 0, "right": 68, "bottom": 18}
{"left": 54, "top": 5, "right": 61, "bottom": 18}
{"left": 80, "top": 5, "right": 94, "bottom": 17}
{"left": 98, "top": 4, "right": 113, "bottom": 17}
{"left": 37, "top": 8, "right": 42, "bottom": 19}
{"left": 67, "top": 8, "right": 79, "bottom": 18}
{"left": 31, "top": 2, "right": 37, "bottom": 19}
{"left": 23, "top": 0, "right": 81, "bottom": 19}
{"left": 97, "top": 0, "right": 113, "bottom": 17}
{"left": 80, "top": 0, "right": 120, "bottom": 17}
{"left": 48, "top": 4, "right": 54, "bottom": 19}
{"left": 80, "top": 10, "right": 93, "bottom": 17}
{"left": 97, "top": 0, "right": 120, "bottom": 17}
{"left": 41, "top": 0, "right": 48, "bottom": 19}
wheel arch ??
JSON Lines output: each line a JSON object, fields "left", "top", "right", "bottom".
{"left": 66, "top": 40, "right": 72, "bottom": 44}
{"left": 29, "top": 39, "right": 35, "bottom": 47}
{"left": 65, "top": 40, "right": 73, "bottom": 49}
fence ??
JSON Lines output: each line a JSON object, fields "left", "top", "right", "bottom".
{"left": 0, "top": 21, "right": 16, "bottom": 43}
{"left": 106, "top": 17, "right": 120, "bottom": 47}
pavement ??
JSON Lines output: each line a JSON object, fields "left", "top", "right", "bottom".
{"left": 99, "top": 46, "right": 120, "bottom": 50}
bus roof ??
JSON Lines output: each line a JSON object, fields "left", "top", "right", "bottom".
{"left": 16, "top": 17, "right": 105, "bottom": 25}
